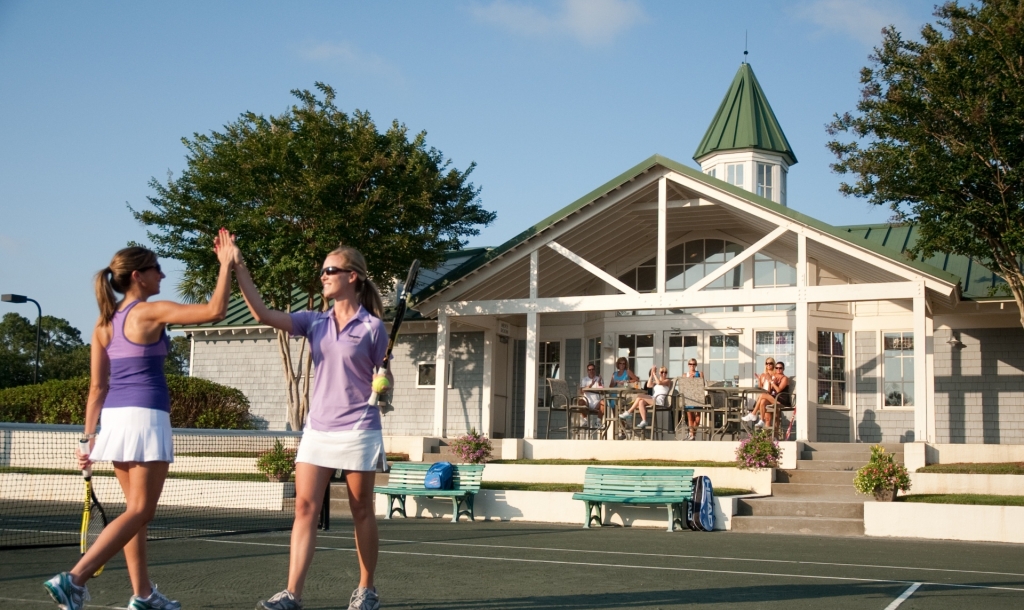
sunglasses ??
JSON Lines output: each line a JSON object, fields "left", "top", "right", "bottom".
{"left": 688, "top": 362, "right": 697, "bottom": 366}
{"left": 774, "top": 365, "right": 784, "bottom": 370}
{"left": 138, "top": 263, "right": 162, "bottom": 274}
{"left": 320, "top": 267, "right": 354, "bottom": 276}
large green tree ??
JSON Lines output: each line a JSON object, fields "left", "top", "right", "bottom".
{"left": 0, "top": 312, "right": 91, "bottom": 388}
{"left": 133, "top": 83, "right": 495, "bottom": 428}
{"left": 827, "top": 0, "right": 1024, "bottom": 328}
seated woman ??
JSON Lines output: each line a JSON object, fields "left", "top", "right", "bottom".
{"left": 746, "top": 361, "right": 790, "bottom": 429}
{"left": 620, "top": 366, "right": 671, "bottom": 430}
{"left": 580, "top": 364, "right": 605, "bottom": 418}
{"left": 610, "top": 357, "right": 638, "bottom": 387}
{"left": 682, "top": 359, "right": 702, "bottom": 441}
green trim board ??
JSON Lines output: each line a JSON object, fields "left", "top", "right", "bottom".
{"left": 693, "top": 63, "right": 797, "bottom": 165}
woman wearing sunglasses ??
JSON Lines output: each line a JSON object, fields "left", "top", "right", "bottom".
{"left": 45, "top": 230, "right": 235, "bottom": 610}
{"left": 232, "top": 242, "right": 390, "bottom": 610}
{"left": 747, "top": 361, "right": 790, "bottom": 431}
{"left": 619, "top": 366, "right": 671, "bottom": 430}
{"left": 681, "top": 359, "right": 702, "bottom": 441}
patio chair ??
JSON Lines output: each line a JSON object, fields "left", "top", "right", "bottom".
{"left": 545, "top": 378, "right": 590, "bottom": 439}
{"left": 768, "top": 377, "right": 797, "bottom": 440}
{"left": 673, "top": 376, "right": 708, "bottom": 440}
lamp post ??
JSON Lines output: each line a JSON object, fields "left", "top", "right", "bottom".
{"left": 2, "top": 294, "right": 42, "bottom": 384}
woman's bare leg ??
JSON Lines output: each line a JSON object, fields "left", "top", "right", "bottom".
{"left": 345, "top": 470, "right": 379, "bottom": 589}
{"left": 70, "top": 461, "right": 168, "bottom": 596}
{"left": 286, "top": 463, "right": 334, "bottom": 598}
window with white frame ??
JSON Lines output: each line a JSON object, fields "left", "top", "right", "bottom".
{"left": 756, "top": 163, "right": 774, "bottom": 200}
{"left": 537, "top": 341, "right": 561, "bottom": 408}
{"left": 708, "top": 334, "right": 740, "bottom": 385}
{"left": 816, "top": 331, "right": 846, "bottom": 405}
{"left": 726, "top": 163, "right": 744, "bottom": 187}
{"left": 666, "top": 334, "right": 698, "bottom": 378}
{"left": 417, "top": 361, "right": 453, "bottom": 388}
{"left": 587, "top": 336, "right": 602, "bottom": 377}
{"left": 706, "top": 167, "right": 716, "bottom": 178}
{"left": 617, "top": 334, "right": 654, "bottom": 379}
{"left": 755, "top": 331, "right": 795, "bottom": 379}
{"left": 753, "top": 252, "right": 797, "bottom": 311}
{"left": 883, "top": 332, "right": 914, "bottom": 407}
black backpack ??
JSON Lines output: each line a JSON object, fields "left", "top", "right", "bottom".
{"left": 686, "top": 476, "right": 715, "bottom": 532}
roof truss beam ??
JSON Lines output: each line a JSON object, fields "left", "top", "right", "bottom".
{"left": 546, "top": 241, "right": 638, "bottom": 295}
{"left": 684, "top": 225, "right": 790, "bottom": 294}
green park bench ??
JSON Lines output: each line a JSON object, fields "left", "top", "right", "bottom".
{"left": 373, "top": 462, "right": 484, "bottom": 523}
{"left": 572, "top": 467, "right": 694, "bottom": 532}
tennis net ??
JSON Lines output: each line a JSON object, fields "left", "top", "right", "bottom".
{"left": 1, "top": 423, "right": 303, "bottom": 549}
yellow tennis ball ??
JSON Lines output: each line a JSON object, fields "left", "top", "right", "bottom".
{"left": 372, "top": 377, "right": 390, "bottom": 394}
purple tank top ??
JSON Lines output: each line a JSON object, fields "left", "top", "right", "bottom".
{"left": 103, "top": 301, "right": 171, "bottom": 412}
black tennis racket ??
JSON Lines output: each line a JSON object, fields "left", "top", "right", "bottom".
{"left": 369, "top": 259, "right": 420, "bottom": 410}
{"left": 79, "top": 439, "right": 108, "bottom": 577}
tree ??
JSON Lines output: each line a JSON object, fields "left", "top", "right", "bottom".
{"left": 164, "top": 335, "right": 191, "bottom": 377}
{"left": 827, "top": 0, "right": 1024, "bottom": 328}
{"left": 133, "top": 83, "right": 496, "bottom": 428}
{"left": 0, "top": 312, "right": 91, "bottom": 388}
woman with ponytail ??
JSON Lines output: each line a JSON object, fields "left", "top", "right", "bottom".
{"left": 44, "top": 229, "right": 235, "bottom": 610}
{"left": 230, "top": 242, "right": 389, "bottom": 610}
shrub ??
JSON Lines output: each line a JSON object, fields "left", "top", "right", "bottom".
{"left": 255, "top": 439, "right": 297, "bottom": 482}
{"left": 0, "top": 375, "right": 253, "bottom": 429}
{"left": 735, "top": 429, "right": 782, "bottom": 470}
{"left": 853, "top": 445, "right": 911, "bottom": 495}
{"left": 448, "top": 429, "right": 492, "bottom": 464}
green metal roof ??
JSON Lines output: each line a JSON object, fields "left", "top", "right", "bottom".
{"left": 837, "top": 224, "right": 1010, "bottom": 300}
{"left": 693, "top": 63, "right": 797, "bottom": 166}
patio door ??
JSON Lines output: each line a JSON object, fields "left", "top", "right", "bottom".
{"left": 665, "top": 332, "right": 701, "bottom": 378}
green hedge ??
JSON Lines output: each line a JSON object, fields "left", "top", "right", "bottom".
{"left": 0, "top": 375, "right": 253, "bottom": 429}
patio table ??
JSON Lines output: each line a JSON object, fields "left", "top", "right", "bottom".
{"left": 704, "top": 386, "right": 766, "bottom": 440}
{"left": 581, "top": 386, "right": 645, "bottom": 439}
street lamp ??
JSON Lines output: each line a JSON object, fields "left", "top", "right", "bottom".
{"left": 2, "top": 294, "right": 42, "bottom": 384}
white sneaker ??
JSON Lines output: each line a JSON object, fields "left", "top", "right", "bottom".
{"left": 687, "top": 433, "right": 696, "bottom": 441}
{"left": 618, "top": 412, "right": 630, "bottom": 420}
{"left": 741, "top": 412, "right": 756, "bottom": 422}
{"left": 44, "top": 573, "right": 89, "bottom": 610}
{"left": 129, "top": 584, "right": 181, "bottom": 610}
{"left": 257, "top": 590, "right": 303, "bottom": 610}
{"left": 636, "top": 420, "right": 648, "bottom": 429}
{"left": 348, "top": 587, "right": 380, "bottom": 610}
{"left": 755, "top": 419, "right": 765, "bottom": 428}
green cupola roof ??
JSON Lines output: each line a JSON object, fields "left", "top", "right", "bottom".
{"left": 693, "top": 63, "right": 797, "bottom": 166}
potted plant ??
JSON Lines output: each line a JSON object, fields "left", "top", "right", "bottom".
{"left": 448, "top": 429, "right": 492, "bottom": 464}
{"left": 256, "top": 439, "right": 297, "bottom": 482}
{"left": 735, "top": 429, "right": 782, "bottom": 470}
{"left": 853, "top": 445, "right": 911, "bottom": 501}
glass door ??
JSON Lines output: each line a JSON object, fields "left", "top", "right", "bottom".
{"left": 666, "top": 333, "right": 701, "bottom": 378}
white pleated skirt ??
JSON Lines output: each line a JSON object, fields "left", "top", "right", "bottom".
{"left": 296, "top": 427, "right": 387, "bottom": 472}
{"left": 90, "top": 407, "right": 174, "bottom": 463}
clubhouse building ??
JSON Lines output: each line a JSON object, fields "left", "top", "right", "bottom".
{"left": 184, "top": 63, "right": 1024, "bottom": 446}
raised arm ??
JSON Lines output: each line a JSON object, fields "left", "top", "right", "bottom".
{"left": 135, "top": 228, "right": 235, "bottom": 327}
{"left": 231, "top": 244, "right": 293, "bottom": 334}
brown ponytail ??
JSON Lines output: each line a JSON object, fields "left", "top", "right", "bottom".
{"left": 328, "top": 245, "right": 384, "bottom": 318}
{"left": 94, "top": 247, "right": 158, "bottom": 324}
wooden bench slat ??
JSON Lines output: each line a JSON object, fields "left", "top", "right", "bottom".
{"left": 575, "top": 467, "right": 696, "bottom": 532}
{"left": 373, "top": 463, "right": 484, "bottom": 523}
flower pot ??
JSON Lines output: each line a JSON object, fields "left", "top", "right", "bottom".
{"left": 872, "top": 486, "right": 896, "bottom": 502}
{"left": 266, "top": 473, "right": 291, "bottom": 483}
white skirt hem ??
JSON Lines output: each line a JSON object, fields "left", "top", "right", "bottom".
{"left": 90, "top": 407, "right": 174, "bottom": 463}
{"left": 296, "top": 428, "right": 386, "bottom": 472}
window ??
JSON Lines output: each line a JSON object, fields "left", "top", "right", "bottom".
{"left": 417, "top": 361, "right": 453, "bottom": 388}
{"left": 667, "top": 334, "right": 699, "bottom": 378}
{"left": 755, "top": 331, "right": 795, "bottom": 378}
{"left": 667, "top": 239, "right": 744, "bottom": 314}
{"left": 753, "top": 252, "right": 797, "bottom": 311}
{"left": 706, "top": 167, "right": 716, "bottom": 178}
{"left": 883, "top": 332, "right": 914, "bottom": 407}
{"left": 537, "top": 341, "right": 561, "bottom": 408}
{"left": 708, "top": 334, "right": 740, "bottom": 384}
{"left": 756, "top": 163, "right": 774, "bottom": 200}
{"left": 587, "top": 336, "right": 602, "bottom": 376}
{"left": 816, "top": 331, "right": 846, "bottom": 405}
{"left": 617, "top": 334, "right": 654, "bottom": 378}
{"left": 726, "top": 163, "right": 744, "bottom": 187}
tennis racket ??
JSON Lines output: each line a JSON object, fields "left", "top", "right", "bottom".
{"left": 79, "top": 439, "right": 108, "bottom": 577}
{"left": 369, "top": 259, "right": 420, "bottom": 411}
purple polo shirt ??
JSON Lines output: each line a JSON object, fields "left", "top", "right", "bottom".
{"left": 290, "top": 306, "right": 388, "bottom": 432}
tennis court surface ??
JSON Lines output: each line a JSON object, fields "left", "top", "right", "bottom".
{"left": 2, "top": 519, "right": 1022, "bottom": 609}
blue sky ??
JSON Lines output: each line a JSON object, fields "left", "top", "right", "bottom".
{"left": 0, "top": 0, "right": 939, "bottom": 336}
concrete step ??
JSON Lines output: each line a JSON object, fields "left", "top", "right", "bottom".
{"left": 802, "top": 442, "right": 903, "bottom": 452}
{"left": 800, "top": 450, "right": 903, "bottom": 463}
{"left": 770, "top": 483, "right": 863, "bottom": 499}
{"left": 796, "top": 459, "right": 864, "bottom": 471}
{"left": 731, "top": 515, "right": 865, "bottom": 537}
{"left": 776, "top": 469, "right": 855, "bottom": 485}
{"left": 736, "top": 498, "right": 864, "bottom": 519}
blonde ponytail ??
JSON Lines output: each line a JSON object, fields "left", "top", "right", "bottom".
{"left": 328, "top": 245, "right": 384, "bottom": 318}
{"left": 95, "top": 247, "right": 158, "bottom": 324}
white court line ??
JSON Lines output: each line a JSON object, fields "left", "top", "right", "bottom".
{"left": 884, "top": 582, "right": 922, "bottom": 609}
{"left": 319, "top": 534, "right": 1024, "bottom": 578}
{"left": 0, "top": 597, "right": 127, "bottom": 609}
{"left": 201, "top": 538, "right": 1024, "bottom": 593}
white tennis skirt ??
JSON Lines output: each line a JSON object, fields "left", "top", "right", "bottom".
{"left": 296, "top": 427, "right": 387, "bottom": 472}
{"left": 90, "top": 407, "right": 174, "bottom": 463}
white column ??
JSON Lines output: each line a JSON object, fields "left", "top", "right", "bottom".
{"left": 188, "top": 334, "right": 195, "bottom": 377}
{"left": 913, "top": 283, "right": 928, "bottom": 442}
{"left": 795, "top": 233, "right": 813, "bottom": 441}
{"left": 433, "top": 311, "right": 450, "bottom": 437}
{"left": 482, "top": 329, "right": 494, "bottom": 438}
{"left": 925, "top": 313, "right": 937, "bottom": 443}
{"left": 524, "top": 251, "right": 540, "bottom": 439}
{"left": 657, "top": 177, "right": 667, "bottom": 293}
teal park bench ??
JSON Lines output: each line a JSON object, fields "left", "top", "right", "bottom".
{"left": 572, "top": 467, "right": 694, "bottom": 532}
{"left": 373, "top": 463, "right": 484, "bottom": 523}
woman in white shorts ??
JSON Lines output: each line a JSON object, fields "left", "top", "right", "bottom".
{"left": 44, "top": 230, "right": 234, "bottom": 610}
{"left": 233, "top": 242, "right": 390, "bottom": 610}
